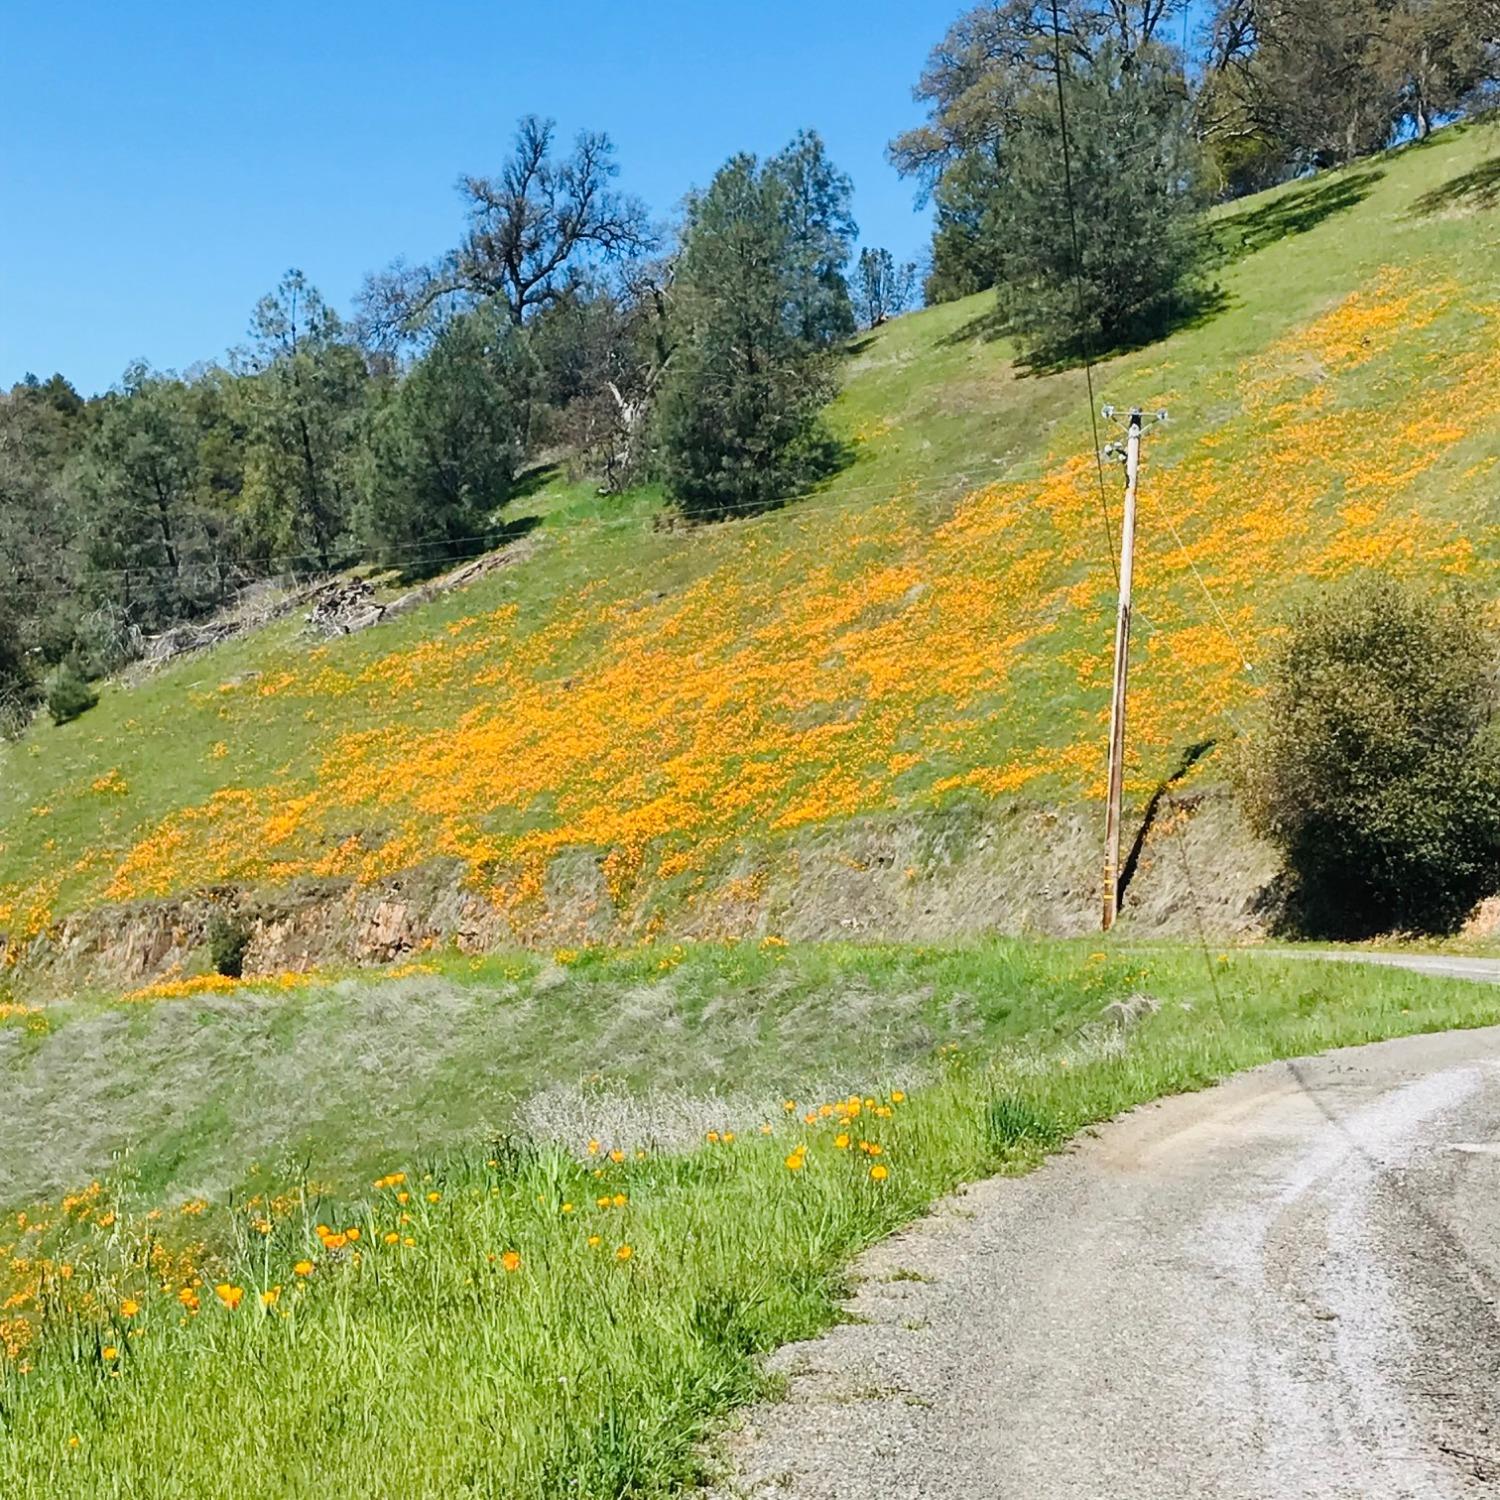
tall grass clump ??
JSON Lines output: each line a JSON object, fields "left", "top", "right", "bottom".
{"left": 0, "top": 1080, "right": 993, "bottom": 1499}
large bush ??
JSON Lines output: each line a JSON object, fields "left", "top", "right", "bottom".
{"left": 1238, "top": 574, "right": 1500, "bottom": 937}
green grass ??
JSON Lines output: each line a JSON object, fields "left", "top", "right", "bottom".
{"left": 4, "top": 123, "right": 1500, "bottom": 1488}
{"left": 2, "top": 119, "right": 1498, "bottom": 950}
{"left": 3, "top": 940, "right": 1499, "bottom": 1497}
{"left": 0, "top": 939, "right": 1147, "bottom": 1204}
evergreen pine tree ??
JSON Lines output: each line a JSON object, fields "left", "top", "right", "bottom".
{"left": 658, "top": 155, "right": 840, "bottom": 521}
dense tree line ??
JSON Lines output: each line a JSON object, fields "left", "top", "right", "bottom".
{"left": 1199, "top": 0, "right": 1498, "bottom": 191}
{"left": 0, "top": 120, "right": 871, "bottom": 726}
{"left": 893, "top": 0, "right": 1498, "bottom": 309}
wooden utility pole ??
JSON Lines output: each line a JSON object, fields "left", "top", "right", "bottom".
{"left": 1101, "top": 408, "right": 1143, "bottom": 932}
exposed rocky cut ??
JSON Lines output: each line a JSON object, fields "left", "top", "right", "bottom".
{"left": 3, "top": 788, "right": 1281, "bottom": 998}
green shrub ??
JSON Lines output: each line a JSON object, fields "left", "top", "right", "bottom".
{"left": 44, "top": 662, "right": 98, "bottom": 726}
{"left": 207, "top": 911, "right": 253, "bottom": 978}
{"left": 1238, "top": 573, "right": 1500, "bottom": 937}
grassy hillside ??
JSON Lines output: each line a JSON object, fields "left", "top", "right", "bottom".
{"left": 5, "top": 941, "right": 1500, "bottom": 1497}
{"left": 3, "top": 120, "right": 1498, "bottom": 960}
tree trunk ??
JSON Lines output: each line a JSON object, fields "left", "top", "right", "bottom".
{"left": 293, "top": 407, "right": 332, "bottom": 573}
{"left": 150, "top": 473, "right": 180, "bottom": 573}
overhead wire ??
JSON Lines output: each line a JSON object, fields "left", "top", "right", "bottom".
{"left": 1043, "top": 0, "right": 1258, "bottom": 945}
{"left": 1141, "top": 0, "right": 1258, "bottom": 690}
{"left": 1154, "top": 500, "right": 1256, "bottom": 677}
{"left": 1048, "top": 0, "right": 1120, "bottom": 587}
{"left": 0, "top": 454, "right": 1063, "bottom": 598}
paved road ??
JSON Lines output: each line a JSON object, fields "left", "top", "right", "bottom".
{"left": 1290, "top": 951, "right": 1500, "bottom": 986}
{"left": 719, "top": 1025, "right": 1500, "bottom": 1498}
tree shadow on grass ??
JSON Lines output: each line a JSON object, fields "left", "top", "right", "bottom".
{"left": 391, "top": 511, "right": 542, "bottom": 586}
{"left": 1410, "top": 155, "right": 1500, "bottom": 216}
{"left": 938, "top": 299, "right": 1008, "bottom": 349}
{"left": 934, "top": 279, "right": 1231, "bottom": 373}
{"left": 509, "top": 461, "right": 564, "bottom": 502}
{"left": 1020, "top": 285, "right": 1235, "bottom": 377}
{"left": 936, "top": 168, "right": 1381, "bottom": 367}
{"left": 1212, "top": 168, "right": 1384, "bottom": 265}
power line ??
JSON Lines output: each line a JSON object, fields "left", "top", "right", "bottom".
{"left": 9, "top": 452, "right": 1272, "bottom": 720}
{"left": 1048, "top": 0, "right": 1119, "bottom": 587}
{"left": 0, "top": 457, "right": 1061, "bottom": 595}
{"left": 1154, "top": 498, "right": 1257, "bottom": 676}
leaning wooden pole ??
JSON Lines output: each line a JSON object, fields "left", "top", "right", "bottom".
{"left": 1102, "top": 409, "right": 1143, "bottom": 932}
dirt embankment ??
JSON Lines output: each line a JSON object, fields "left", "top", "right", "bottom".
{"left": 3, "top": 788, "right": 1277, "bottom": 997}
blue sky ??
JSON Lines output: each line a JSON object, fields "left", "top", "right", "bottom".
{"left": 2, "top": 1, "right": 968, "bottom": 395}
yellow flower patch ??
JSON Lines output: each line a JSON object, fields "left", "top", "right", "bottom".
{"left": 0, "top": 264, "right": 1496, "bottom": 945}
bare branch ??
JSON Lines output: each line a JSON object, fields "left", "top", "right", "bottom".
{"left": 452, "top": 117, "right": 657, "bottom": 326}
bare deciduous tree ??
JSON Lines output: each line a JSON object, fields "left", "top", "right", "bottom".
{"left": 458, "top": 117, "right": 654, "bottom": 324}
{"left": 358, "top": 116, "right": 655, "bottom": 349}
{"left": 853, "top": 248, "right": 919, "bottom": 328}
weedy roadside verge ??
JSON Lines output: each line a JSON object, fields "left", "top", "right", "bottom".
{"left": 1, "top": 942, "right": 1497, "bottom": 1497}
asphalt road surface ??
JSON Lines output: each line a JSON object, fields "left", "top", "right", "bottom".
{"left": 1281, "top": 951, "right": 1500, "bottom": 987}
{"left": 719, "top": 1019, "right": 1500, "bottom": 1498}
